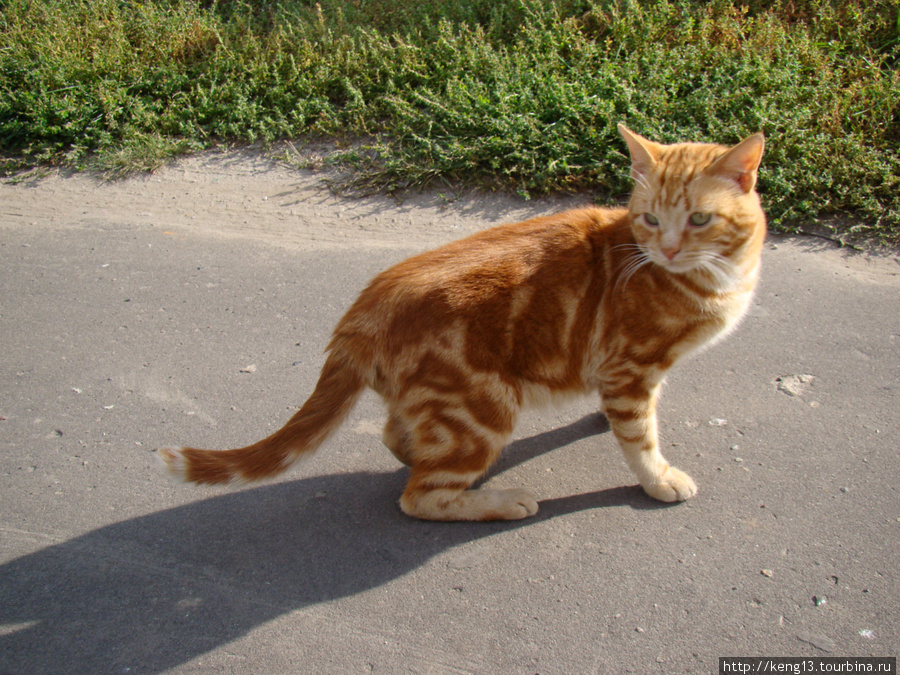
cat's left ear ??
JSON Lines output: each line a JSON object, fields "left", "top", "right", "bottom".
{"left": 706, "top": 133, "right": 765, "bottom": 193}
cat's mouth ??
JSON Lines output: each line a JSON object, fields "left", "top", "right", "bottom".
{"left": 652, "top": 250, "right": 740, "bottom": 286}
{"left": 651, "top": 252, "right": 699, "bottom": 274}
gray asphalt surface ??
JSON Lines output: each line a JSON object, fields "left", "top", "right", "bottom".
{"left": 1, "top": 158, "right": 898, "bottom": 674}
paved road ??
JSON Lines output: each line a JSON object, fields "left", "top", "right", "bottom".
{"left": 1, "top": 158, "right": 898, "bottom": 673}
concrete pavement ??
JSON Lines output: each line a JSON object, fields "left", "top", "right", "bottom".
{"left": 1, "top": 156, "right": 898, "bottom": 673}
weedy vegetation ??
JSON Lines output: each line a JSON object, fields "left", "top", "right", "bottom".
{"left": 1, "top": 0, "right": 898, "bottom": 243}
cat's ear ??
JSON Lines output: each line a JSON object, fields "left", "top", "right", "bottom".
{"left": 706, "top": 132, "right": 765, "bottom": 193}
{"left": 618, "top": 123, "right": 661, "bottom": 179}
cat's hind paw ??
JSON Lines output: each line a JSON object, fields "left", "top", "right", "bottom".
{"left": 401, "top": 486, "right": 539, "bottom": 521}
{"left": 489, "top": 488, "right": 540, "bottom": 520}
{"left": 642, "top": 466, "right": 697, "bottom": 503}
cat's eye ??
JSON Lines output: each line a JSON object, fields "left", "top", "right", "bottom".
{"left": 689, "top": 212, "right": 712, "bottom": 227}
{"left": 643, "top": 213, "right": 660, "bottom": 227}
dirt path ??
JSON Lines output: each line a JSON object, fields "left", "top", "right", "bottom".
{"left": 1, "top": 149, "right": 588, "bottom": 252}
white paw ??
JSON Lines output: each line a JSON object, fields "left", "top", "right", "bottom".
{"left": 491, "top": 488, "right": 540, "bottom": 520}
{"left": 642, "top": 466, "right": 697, "bottom": 502}
{"left": 403, "top": 486, "right": 539, "bottom": 521}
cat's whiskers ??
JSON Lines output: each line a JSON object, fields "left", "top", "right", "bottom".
{"left": 632, "top": 171, "right": 654, "bottom": 195}
{"left": 676, "top": 250, "right": 742, "bottom": 291}
{"left": 698, "top": 251, "right": 741, "bottom": 289}
{"left": 612, "top": 243, "right": 652, "bottom": 292}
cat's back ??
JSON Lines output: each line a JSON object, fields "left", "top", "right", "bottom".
{"left": 335, "top": 205, "right": 629, "bottom": 331}
{"left": 376, "top": 205, "right": 628, "bottom": 289}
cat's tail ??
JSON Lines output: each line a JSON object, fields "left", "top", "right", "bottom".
{"left": 156, "top": 349, "right": 367, "bottom": 485}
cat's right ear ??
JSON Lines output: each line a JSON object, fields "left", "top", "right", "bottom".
{"left": 618, "top": 123, "right": 660, "bottom": 180}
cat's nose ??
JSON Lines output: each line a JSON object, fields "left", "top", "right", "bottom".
{"left": 661, "top": 244, "right": 681, "bottom": 260}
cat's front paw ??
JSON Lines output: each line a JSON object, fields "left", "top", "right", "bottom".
{"left": 642, "top": 466, "right": 697, "bottom": 503}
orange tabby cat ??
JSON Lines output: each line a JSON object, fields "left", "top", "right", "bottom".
{"left": 157, "top": 124, "right": 766, "bottom": 521}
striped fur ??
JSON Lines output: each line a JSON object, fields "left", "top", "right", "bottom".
{"left": 157, "top": 125, "right": 766, "bottom": 521}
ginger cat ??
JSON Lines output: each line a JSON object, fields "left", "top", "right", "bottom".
{"left": 157, "top": 124, "right": 766, "bottom": 521}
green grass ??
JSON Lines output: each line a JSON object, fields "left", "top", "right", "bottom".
{"left": 1, "top": 0, "right": 898, "bottom": 243}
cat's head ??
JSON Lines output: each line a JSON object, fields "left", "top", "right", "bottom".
{"left": 618, "top": 124, "right": 766, "bottom": 281}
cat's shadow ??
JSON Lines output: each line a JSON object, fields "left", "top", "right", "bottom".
{"left": 0, "top": 414, "right": 666, "bottom": 674}
{"left": 487, "top": 411, "right": 612, "bottom": 478}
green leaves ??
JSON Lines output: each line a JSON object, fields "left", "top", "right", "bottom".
{"left": 1, "top": 0, "right": 898, "bottom": 240}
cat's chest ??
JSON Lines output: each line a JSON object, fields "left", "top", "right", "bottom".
{"left": 593, "top": 275, "right": 757, "bottom": 380}
{"left": 671, "top": 282, "right": 756, "bottom": 361}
